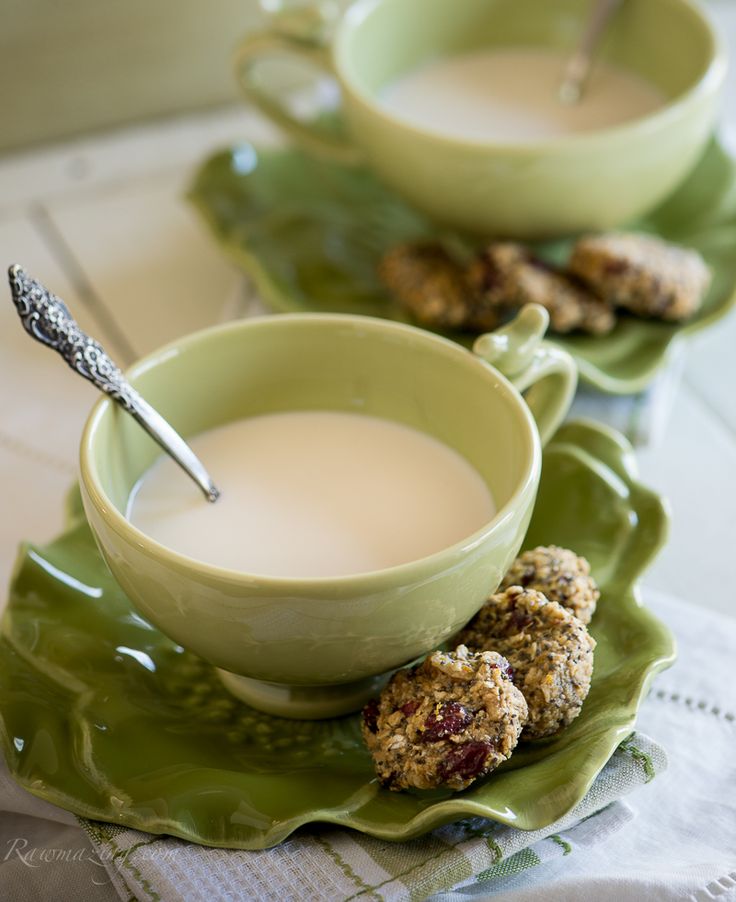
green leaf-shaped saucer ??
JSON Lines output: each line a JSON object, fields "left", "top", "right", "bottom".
{"left": 0, "top": 421, "right": 674, "bottom": 849}
{"left": 189, "top": 137, "right": 736, "bottom": 394}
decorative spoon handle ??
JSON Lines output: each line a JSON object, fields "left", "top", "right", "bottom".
{"left": 8, "top": 265, "right": 220, "bottom": 503}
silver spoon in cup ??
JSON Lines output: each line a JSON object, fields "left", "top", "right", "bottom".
{"left": 559, "top": 0, "right": 625, "bottom": 105}
{"left": 7, "top": 265, "right": 220, "bottom": 503}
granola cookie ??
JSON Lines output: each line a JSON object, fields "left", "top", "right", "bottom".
{"left": 568, "top": 232, "right": 710, "bottom": 322}
{"left": 378, "top": 242, "right": 500, "bottom": 331}
{"left": 455, "top": 587, "right": 595, "bottom": 740}
{"left": 501, "top": 545, "right": 599, "bottom": 625}
{"left": 467, "top": 242, "right": 615, "bottom": 335}
{"left": 361, "top": 645, "right": 528, "bottom": 791}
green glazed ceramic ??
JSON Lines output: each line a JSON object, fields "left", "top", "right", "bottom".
{"left": 189, "top": 135, "right": 736, "bottom": 394}
{"left": 234, "top": 0, "right": 725, "bottom": 236}
{"left": 0, "top": 421, "right": 675, "bottom": 848}
{"left": 79, "top": 310, "right": 575, "bottom": 719}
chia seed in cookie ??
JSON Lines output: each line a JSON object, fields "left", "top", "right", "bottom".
{"left": 501, "top": 545, "right": 599, "bottom": 624}
{"left": 467, "top": 242, "right": 616, "bottom": 335}
{"left": 568, "top": 232, "right": 710, "bottom": 322}
{"left": 361, "top": 645, "right": 528, "bottom": 791}
{"left": 455, "top": 587, "right": 595, "bottom": 740}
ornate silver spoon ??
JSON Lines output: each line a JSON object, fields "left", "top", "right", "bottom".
{"left": 7, "top": 265, "right": 220, "bottom": 503}
{"left": 559, "top": 0, "right": 624, "bottom": 105}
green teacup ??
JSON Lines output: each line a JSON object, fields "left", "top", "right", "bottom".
{"left": 235, "top": 0, "right": 725, "bottom": 237}
{"left": 80, "top": 306, "right": 575, "bottom": 719}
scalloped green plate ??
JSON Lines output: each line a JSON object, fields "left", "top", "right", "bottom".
{"left": 189, "top": 136, "right": 736, "bottom": 395}
{"left": 0, "top": 421, "right": 674, "bottom": 850}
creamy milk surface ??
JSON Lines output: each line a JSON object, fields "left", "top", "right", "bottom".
{"left": 127, "top": 411, "right": 495, "bottom": 578}
{"left": 379, "top": 48, "right": 665, "bottom": 142}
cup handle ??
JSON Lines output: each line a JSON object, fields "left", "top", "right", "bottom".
{"left": 473, "top": 305, "right": 578, "bottom": 446}
{"left": 233, "top": 11, "right": 363, "bottom": 166}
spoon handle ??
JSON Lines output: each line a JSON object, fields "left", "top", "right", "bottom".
{"left": 559, "top": 0, "right": 624, "bottom": 104}
{"left": 8, "top": 265, "right": 220, "bottom": 503}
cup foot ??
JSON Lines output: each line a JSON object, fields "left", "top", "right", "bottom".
{"left": 216, "top": 669, "right": 391, "bottom": 720}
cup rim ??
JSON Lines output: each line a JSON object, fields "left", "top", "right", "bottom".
{"left": 80, "top": 313, "right": 541, "bottom": 590}
{"left": 334, "top": 0, "right": 727, "bottom": 154}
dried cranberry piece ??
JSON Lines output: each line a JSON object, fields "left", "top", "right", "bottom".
{"left": 527, "top": 254, "right": 555, "bottom": 274}
{"left": 477, "top": 258, "right": 503, "bottom": 293}
{"left": 420, "top": 702, "right": 473, "bottom": 742}
{"left": 604, "top": 259, "right": 629, "bottom": 276}
{"left": 362, "top": 698, "right": 380, "bottom": 734}
{"left": 400, "top": 699, "right": 420, "bottom": 717}
{"left": 439, "top": 741, "right": 493, "bottom": 782}
{"left": 507, "top": 609, "right": 533, "bottom": 633}
{"left": 489, "top": 661, "right": 514, "bottom": 680}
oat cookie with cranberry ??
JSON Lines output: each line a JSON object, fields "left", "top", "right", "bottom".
{"left": 466, "top": 242, "right": 615, "bottom": 335}
{"left": 501, "top": 545, "right": 599, "bottom": 624}
{"left": 378, "top": 242, "right": 501, "bottom": 332}
{"left": 361, "top": 645, "right": 527, "bottom": 791}
{"left": 455, "top": 587, "right": 595, "bottom": 740}
{"left": 568, "top": 232, "right": 710, "bottom": 322}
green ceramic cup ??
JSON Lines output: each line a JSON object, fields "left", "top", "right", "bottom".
{"left": 234, "top": 0, "right": 725, "bottom": 237}
{"left": 79, "top": 306, "right": 575, "bottom": 718}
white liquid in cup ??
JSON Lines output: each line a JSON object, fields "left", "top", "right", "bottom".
{"left": 127, "top": 411, "right": 495, "bottom": 578}
{"left": 379, "top": 48, "right": 665, "bottom": 143}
